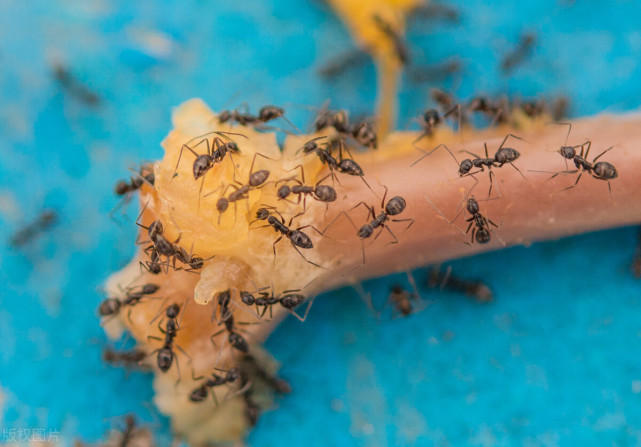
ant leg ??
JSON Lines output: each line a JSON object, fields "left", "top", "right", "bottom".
{"left": 423, "top": 194, "right": 465, "bottom": 232}
{"left": 248, "top": 152, "right": 278, "bottom": 180}
{"left": 564, "top": 172, "right": 584, "bottom": 190}
{"left": 292, "top": 244, "right": 326, "bottom": 269}
{"left": 548, "top": 121, "right": 573, "bottom": 146}
{"left": 272, "top": 236, "right": 283, "bottom": 260}
{"left": 592, "top": 146, "right": 614, "bottom": 163}
{"left": 460, "top": 149, "right": 483, "bottom": 159}
{"left": 322, "top": 210, "right": 358, "bottom": 238}
{"left": 508, "top": 161, "right": 529, "bottom": 183}
{"left": 497, "top": 133, "right": 525, "bottom": 150}
{"left": 391, "top": 218, "right": 415, "bottom": 232}
{"left": 410, "top": 143, "right": 459, "bottom": 167}
{"left": 149, "top": 297, "right": 170, "bottom": 326}
{"left": 350, "top": 201, "right": 376, "bottom": 221}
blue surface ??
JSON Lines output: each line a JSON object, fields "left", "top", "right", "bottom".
{"left": 1, "top": 0, "right": 641, "bottom": 445}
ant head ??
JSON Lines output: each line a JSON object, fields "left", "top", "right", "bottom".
{"left": 166, "top": 304, "right": 180, "bottom": 319}
{"left": 423, "top": 109, "right": 441, "bottom": 126}
{"left": 459, "top": 159, "right": 473, "bottom": 175}
{"left": 99, "top": 298, "right": 121, "bottom": 316}
{"left": 240, "top": 291, "right": 256, "bottom": 305}
{"left": 189, "top": 385, "right": 208, "bottom": 402}
{"left": 218, "top": 110, "right": 231, "bottom": 123}
{"left": 357, "top": 224, "right": 374, "bottom": 239}
{"left": 225, "top": 141, "right": 240, "bottom": 153}
{"left": 255, "top": 208, "right": 270, "bottom": 220}
{"left": 226, "top": 367, "right": 241, "bottom": 381}
{"left": 114, "top": 180, "right": 130, "bottom": 196}
{"left": 559, "top": 146, "right": 575, "bottom": 159}
{"left": 466, "top": 197, "right": 480, "bottom": 215}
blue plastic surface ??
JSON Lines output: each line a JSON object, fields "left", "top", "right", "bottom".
{"left": 1, "top": 0, "right": 641, "bottom": 445}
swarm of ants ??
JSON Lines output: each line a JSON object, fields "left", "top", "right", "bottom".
{"left": 101, "top": 92, "right": 620, "bottom": 437}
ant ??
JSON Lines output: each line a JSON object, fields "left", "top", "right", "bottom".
{"left": 52, "top": 62, "right": 100, "bottom": 106}
{"left": 462, "top": 196, "right": 499, "bottom": 245}
{"left": 351, "top": 121, "right": 378, "bottom": 149}
{"left": 277, "top": 166, "right": 337, "bottom": 210}
{"left": 501, "top": 31, "right": 537, "bottom": 73}
{"left": 111, "top": 164, "right": 155, "bottom": 218}
{"left": 538, "top": 123, "right": 618, "bottom": 195}
{"left": 632, "top": 227, "right": 641, "bottom": 279}
{"left": 240, "top": 286, "right": 309, "bottom": 321}
{"left": 219, "top": 105, "right": 286, "bottom": 126}
{"left": 98, "top": 283, "right": 160, "bottom": 323}
{"left": 389, "top": 284, "right": 420, "bottom": 317}
{"left": 372, "top": 14, "right": 410, "bottom": 65}
{"left": 148, "top": 303, "right": 191, "bottom": 383}
{"left": 189, "top": 366, "right": 241, "bottom": 403}
{"left": 239, "top": 369, "right": 260, "bottom": 427}
{"left": 211, "top": 289, "right": 251, "bottom": 353}
{"left": 299, "top": 137, "right": 373, "bottom": 192}
{"left": 427, "top": 266, "right": 494, "bottom": 303}
{"left": 102, "top": 348, "right": 147, "bottom": 368}
{"left": 9, "top": 210, "right": 58, "bottom": 247}
{"left": 240, "top": 354, "right": 291, "bottom": 395}
{"left": 412, "top": 134, "right": 525, "bottom": 198}
{"left": 327, "top": 188, "right": 414, "bottom": 266}
{"left": 206, "top": 153, "right": 274, "bottom": 223}
{"left": 252, "top": 207, "right": 324, "bottom": 268}
{"left": 467, "top": 96, "right": 509, "bottom": 126}
{"left": 317, "top": 48, "right": 370, "bottom": 79}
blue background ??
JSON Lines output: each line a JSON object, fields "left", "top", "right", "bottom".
{"left": 1, "top": 0, "right": 641, "bottom": 445}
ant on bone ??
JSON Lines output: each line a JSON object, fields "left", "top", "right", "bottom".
{"left": 532, "top": 123, "right": 618, "bottom": 196}
{"left": 239, "top": 286, "right": 310, "bottom": 321}
{"left": 98, "top": 283, "right": 161, "bottom": 324}
{"left": 427, "top": 194, "right": 500, "bottom": 245}
{"left": 298, "top": 136, "right": 374, "bottom": 193}
{"left": 411, "top": 134, "right": 526, "bottom": 199}
{"left": 147, "top": 303, "right": 191, "bottom": 384}
{"left": 189, "top": 366, "right": 241, "bottom": 404}
{"left": 252, "top": 206, "right": 325, "bottom": 269}
{"left": 205, "top": 152, "right": 274, "bottom": 224}
{"left": 325, "top": 187, "right": 414, "bottom": 266}
{"left": 210, "top": 289, "right": 251, "bottom": 353}
{"left": 276, "top": 164, "right": 337, "bottom": 211}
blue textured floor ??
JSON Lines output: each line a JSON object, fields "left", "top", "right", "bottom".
{"left": 1, "top": 0, "right": 641, "bottom": 445}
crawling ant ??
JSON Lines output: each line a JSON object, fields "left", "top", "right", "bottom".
{"left": 239, "top": 370, "right": 260, "bottom": 427}
{"left": 277, "top": 165, "right": 337, "bottom": 210}
{"left": 327, "top": 188, "right": 414, "bottom": 266}
{"left": 317, "top": 48, "right": 370, "bottom": 79}
{"left": 189, "top": 366, "right": 241, "bottom": 403}
{"left": 148, "top": 303, "right": 191, "bottom": 382}
{"left": 219, "top": 105, "right": 286, "bottom": 126}
{"left": 207, "top": 153, "right": 274, "bottom": 223}
{"left": 111, "top": 164, "right": 155, "bottom": 218}
{"left": 501, "top": 31, "right": 537, "bottom": 73}
{"left": 9, "top": 210, "right": 58, "bottom": 247}
{"left": 412, "top": 134, "right": 525, "bottom": 198}
{"left": 428, "top": 266, "right": 494, "bottom": 302}
{"left": 540, "top": 123, "right": 618, "bottom": 195}
{"left": 240, "top": 354, "right": 292, "bottom": 394}
{"left": 409, "top": 1, "right": 460, "bottom": 23}
{"left": 239, "top": 286, "right": 309, "bottom": 320}
{"left": 211, "top": 290, "right": 251, "bottom": 353}
{"left": 98, "top": 283, "right": 161, "bottom": 323}
{"left": 351, "top": 121, "right": 378, "bottom": 149}
{"left": 102, "top": 348, "right": 147, "bottom": 368}
{"left": 467, "top": 96, "right": 509, "bottom": 126}
{"left": 372, "top": 14, "right": 410, "bottom": 65}
{"left": 389, "top": 284, "right": 420, "bottom": 316}
{"left": 175, "top": 132, "right": 242, "bottom": 181}
{"left": 253, "top": 207, "right": 325, "bottom": 268}
{"left": 462, "top": 196, "right": 499, "bottom": 245}
{"left": 52, "top": 62, "right": 100, "bottom": 106}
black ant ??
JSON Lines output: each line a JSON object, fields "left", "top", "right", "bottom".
{"left": 110, "top": 164, "right": 155, "bottom": 218}
{"left": 277, "top": 166, "right": 337, "bottom": 210}
{"left": 239, "top": 369, "right": 260, "bottom": 427}
{"left": 102, "top": 348, "right": 147, "bottom": 368}
{"left": 389, "top": 284, "right": 420, "bottom": 317}
{"left": 240, "top": 286, "right": 309, "bottom": 321}
{"left": 317, "top": 48, "right": 370, "bottom": 79}
{"left": 98, "top": 283, "right": 160, "bottom": 323}
{"left": 536, "top": 123, "right": 618, "bottom": 195}
{"left": 351, "top": 121, "right": 378, "bottom": 149}
{"left": 206, "top": 153, "right": 274, "bottom": 223}
{"left": 462, "top": 196, "right": 499, "bottom": 245}
{"left": 241, "top": 354, "right": 292, "bottom": 394}
{"left": 52, "top": 62, "right": 100, "bottom": 106}
{"left": 211, "top": 289, "right": 251, "bottom": 353}
{"left": 252, "top": 207, "right": 324, "bottom": 268}
{"left": 501, "top": 31, "right": 537, "bottom": 73}
{"left": 327, "top": 188, "right": 414, "bottom": 266}
{"left": 299, "top": 137, "right": 373, "bottom": 192}
{"left": 412, "top": 134, "right": 525, "bottom": 198}
{"left": 9, "top": 210, "right": 58, "bottom": 247}
{"left": 219, "top": 105, "right": 286, "bottom": 126}
{"left": 148, "top": 303, "right": 191, "bottom": 383}
{"left": 372, "top": 14, "right": 410, "bottom": 65}
{"left": 189, "top": 366, "right": 241, "bottom": 403}
{"left": 427, "top": 266, "right": 494, "bottom": 303}
{"left": 467, "top": 96, "right": 509, "bottom": 126}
